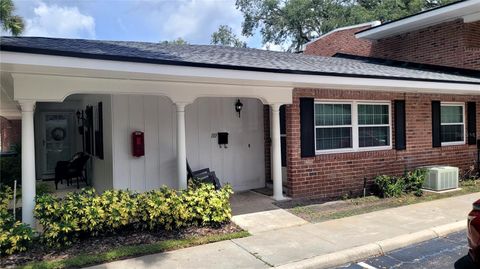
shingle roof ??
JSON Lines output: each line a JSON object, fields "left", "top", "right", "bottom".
{"left": 1, "top": 36, "right": 479, "bottom": 84}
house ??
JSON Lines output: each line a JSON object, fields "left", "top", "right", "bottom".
{"left": 0, "top": 0, "right": 479, "bottom": 227}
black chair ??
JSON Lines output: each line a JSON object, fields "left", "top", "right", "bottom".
{"left": 54, "top": 152, "right": 90, "bottom": 189}
{"left": 186, "top": 160, "right": 221, "bottom": 190}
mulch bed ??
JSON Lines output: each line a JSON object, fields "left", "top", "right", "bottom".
{"left": 0, "top": 222, "right": 242, "bottom": 268}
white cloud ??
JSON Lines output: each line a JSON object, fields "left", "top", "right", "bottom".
{"left": 24, "top": 1, "right": 95, "bottom": 38}
{"left": 143, "top": 0, "right": 244, "bottom": 44}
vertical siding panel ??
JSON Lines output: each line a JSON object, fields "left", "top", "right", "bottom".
{"left": 158, "top": 97, "right": 176, "bottom": 188}
{"left": 128, "top": 96, "right": 145, "bottom": 191}
{"left": 144, "top": 96, "right": 160, "bottom": 190}
{"left": 112, "top": 95, "right": 130, "bottom": 189}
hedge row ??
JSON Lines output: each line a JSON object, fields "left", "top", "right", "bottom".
{"left": 34, "top": 184, "right": 233, "bottom": 247}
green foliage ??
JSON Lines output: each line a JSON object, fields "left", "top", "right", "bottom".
{"left": 36, "top": 182, "right": 54, "bottom": 196}
{"left": 211, "top": 25, "right": 247, "bottom": 48}
{"left": 183, "top": 184, "right": 233, "bottom": 226}
{"left": 160, "top": 38, "right": 189, "bottom": 45}
{"left": 374, "top": 175, "right": 405, "bottom": 198}
{"left": 0, "top": 186, "right": 34, "bottom": 255}
{"left": 403, "top": 168, "right": 427, "bottom": 197}
{"left": 0, "top": 153, "right": 21, "bottom": 187}
{"left": 374, "top": 168, "right": 427, "bottom": 198}
{"left": 0, "top": 0, "right": 24, "bottom": 36}
{"left": 235, "top": 0, "right": 456, "bottom": 51}
{"left": 35, "top": 184, "right": 234, "bottom": 247}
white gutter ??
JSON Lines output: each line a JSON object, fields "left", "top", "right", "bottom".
{"left": 304, "top": 21, "right": 381, "bottom": 46}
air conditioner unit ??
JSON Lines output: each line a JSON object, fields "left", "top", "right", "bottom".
{"left": 422, "top": 166, "right": 459, "bottom": 191}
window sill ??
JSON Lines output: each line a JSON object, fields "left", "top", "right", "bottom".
{"left": 441, "top": 141, "right": 465, "bottom": 147}
{"left": 315, "top": 146, "right": 392, "bottom": 155}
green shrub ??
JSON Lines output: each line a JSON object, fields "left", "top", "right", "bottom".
{"left": 374, "top": 175, "right": 405, "bottom": 198}
{"left": 404, "top": 168, "right": 427, "bottom": 196}
{"left": 140, "top": 187, "right": 189, "bottom": 230}
{"left": 183, "top": 184, "right": 233, "bottom": 226}
{"left": 0, "top": 186, "right": 34, "bottom": 256}
{"left": 374, "top": 168, "right": 427, "bottom": 198}
{"left": 35, "top": 183, "right": 234, "bottom": 247}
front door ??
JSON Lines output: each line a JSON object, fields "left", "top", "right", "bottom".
{"left": 40, "top": 112, "right": 75, "bottom": 178}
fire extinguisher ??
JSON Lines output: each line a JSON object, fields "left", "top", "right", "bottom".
{"left": 132, "top": 131, "right": 145, "bottom": 157}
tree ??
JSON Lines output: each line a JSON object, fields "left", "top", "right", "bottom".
{"left": 0, "top": 0, "right": 24, "bottom": 36}
{"left": 235, "top": 0, "right": 455, "bottom": 51}
{"left": 211, "top": 25, "right": 247, "bottom": 48}
{"left": 160, "top": 38, "right": 189, "bottom": 45}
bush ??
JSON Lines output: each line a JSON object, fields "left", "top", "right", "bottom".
{"left": 0, "top": 186, "right": 34, "bottom": 256}
{"left": 404, "top": 168, "right": 427, "bottom": 196}
{"left": 374, "top": 168, "right": 427, "bottom": 198}
{"left": 35, "top": 184, "right": 234, "bottom": 247}
{"left": 183, "top": 183, "right": 233, "bottom": 226}
{"left": 374, "top": 175, "right": 405, "bottom": 198}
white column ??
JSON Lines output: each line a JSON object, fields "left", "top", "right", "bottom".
{"left": 270, "top": 103, "right": 285, "bottom": 200}
{"left": 176, "top": 103, "right": 188, "bottom": 190}
{"left": 19, "top": 100, "right": 36, "bottom": 227}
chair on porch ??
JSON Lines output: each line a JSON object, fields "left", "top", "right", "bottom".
{"left": 186, "top": 160, "right": 221, "bottom": 190}
{"left": 54, "top": 152, "right": 90, "bottom": 190}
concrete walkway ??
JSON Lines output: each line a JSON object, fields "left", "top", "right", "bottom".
{"left": 87, "top": 192, "right": 479, "bottom": 269}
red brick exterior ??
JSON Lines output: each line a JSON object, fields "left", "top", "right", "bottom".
{"left": 304, "top": 25, "right": 374, "bottom": 57}
{"left": 370, "top": 19, "right": 480, "bottom": 70}
{"left": 286, "top": 88, "right": 480, "bottom": 199}
{"left": 0, "top": 117, "right": 21, "bottom": 152}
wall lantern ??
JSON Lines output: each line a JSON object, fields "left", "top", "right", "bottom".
{"left": 235, "top": 99, "right": 243, "bottom": 118}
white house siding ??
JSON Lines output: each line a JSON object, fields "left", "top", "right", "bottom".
{"left": 111, "top": 95, "right": 265, "bottom": 192}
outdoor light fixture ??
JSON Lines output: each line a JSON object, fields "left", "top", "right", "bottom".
{"left": 235, "top": 99, "right": 243, "bottom": 118}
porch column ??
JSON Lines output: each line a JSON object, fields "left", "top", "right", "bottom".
{"left": 19, "top": 100, "right": 36, "bottom": 227}
{"left": 176, "top": 103, "right": 188, "bottom": 190}
{"left": 270, "top": 103, "right": 285, "bottom": 200}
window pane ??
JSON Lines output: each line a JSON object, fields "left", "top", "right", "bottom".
{"left": 315, "top": 104, "right": 351, "bottom": 126}
{"left": 441, "top": 124, "right": 464, "bottom": 143}
{"left": 441, "top": 106, "right": 463, "bottom": 123}
{"left": 359, "top": 126, "right": 390, "bottom": 147}
{"left": 316, "top": 127, "right": 352, "bottom": 150}
{"left": 358, "top": 104, "right": 389, "bottom": 125}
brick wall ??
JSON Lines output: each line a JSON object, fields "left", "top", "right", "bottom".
{"left": 0, "top": 118, "right": 21, "bottom": 152}
{"left": 286, "top": 88, "right": 480, "bottom": 199}
{"left": 370, "top": 19, "right": 480, "bottom": 70}
{"left": 304, "top": 25, "right": 373, "bottom": 57}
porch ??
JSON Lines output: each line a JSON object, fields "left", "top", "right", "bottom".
{"left": 6, "top": 70, "right": 292, "bottom": 227}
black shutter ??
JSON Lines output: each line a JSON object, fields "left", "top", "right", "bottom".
{"left": 468, "top": 102, "right": 476, "bottom": 145}
{"left": 432, "top": 101, "right": 441, "bottom": 148}
{"left": 300, "top": 98, "right": 315, "bottom": 157}
{"left": 394, "top": 100, "right": 406, "bottom": 150}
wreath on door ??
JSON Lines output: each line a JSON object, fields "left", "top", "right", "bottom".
{"left": 51, "top": 127, "right": 66, "bottom": 141}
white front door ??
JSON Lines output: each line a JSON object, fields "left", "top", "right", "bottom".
{"left": 40, "top": 112, "right": 75, "bottom": 178}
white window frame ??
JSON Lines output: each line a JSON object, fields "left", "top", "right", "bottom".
{"left": 440, "top": 102, "right": 466, "bottom": 146}
{"left": 314, "top": 100, "right": 392, "bottom": 154}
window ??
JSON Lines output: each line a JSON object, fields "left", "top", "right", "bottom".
{"left": 358, "top": 104, "right": 390, "bottom": 147}
{"left": 315, "top": 101, "right": 391, "bottom": 153}
{"left": 441, "top": 103, "right": 465, "bottom": 145}
{"left": 315, "top": 103, "right": 352, "bottom": 150}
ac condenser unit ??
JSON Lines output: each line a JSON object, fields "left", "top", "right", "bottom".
{"left": 422, "top": 166, "right": 459, "bottom": 191}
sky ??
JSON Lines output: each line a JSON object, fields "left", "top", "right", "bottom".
{"left": 10, "top": 0, "right": 282, "bottom": 49}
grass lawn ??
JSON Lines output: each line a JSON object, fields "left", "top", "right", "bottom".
{"left": 16, "top": 230, "right": 249, "bottom": 269}
{"left": 286, "top": 180, "right": 480, "bottom": 223}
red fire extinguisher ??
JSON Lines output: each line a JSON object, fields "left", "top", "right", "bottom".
{"left": 132, "top": 131, "right": 144, "bottom": 157}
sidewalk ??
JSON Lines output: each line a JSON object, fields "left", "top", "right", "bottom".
{"left": 87, "top": 192, "right": 478, "bottom": 269}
